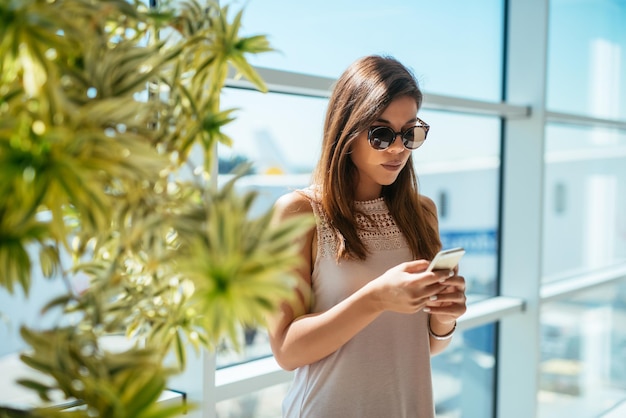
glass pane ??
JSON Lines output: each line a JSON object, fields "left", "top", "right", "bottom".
{"left": 547, "top": 0, "right": 626, "bottom": 120}
{"left": 538, "top": 280, "right": 626, "bottom": 417}
{"left": 0, "top": 250, "right": 73, "bottom": 356}
{"left": 215, "top": 325, "right": 272, "bottom": 369}
{"left": 432, "top": 324, "right": 496, "bottom": 417}
{"left": 216, "top": 382, "right": 289, "bottom": 417}
{"left": 416, "top": 111, "right": 501, "bottom": 300}
{"left": 217, "top": 87, "right": 324, "bottom": 222}
{"left": 542, "top": 124, "right": 626, "bottom": 281}
{"left": 239, "top": 0, "right": 504, "bottom": 101}
{"left": 219, "top": 88, "right": 325, "bottom": 177}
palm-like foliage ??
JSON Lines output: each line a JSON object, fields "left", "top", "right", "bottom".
{"left": 15, "top": 327, "right": 187, "bottom": 418}
{"left": 0, "top": 0, "right": 311, "bottom": 416}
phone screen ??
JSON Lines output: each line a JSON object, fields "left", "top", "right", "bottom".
{"left": 426, "top": 247, "right": 465, "bottom": 272}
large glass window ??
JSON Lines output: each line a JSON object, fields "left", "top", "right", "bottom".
{"left": 238, "top": 0, "right": 504, "bottom": 101}
{"left": 541, "top": 1, "right": 626, "bottom": 416}
{"left": 538, "top": 280, "right": 626, "bottom": 418}
{"left": 547, "top": 0, "right": 626, "bottom": 120}
{"left": 542, "top": 124, "right": 626, "bottom": 281}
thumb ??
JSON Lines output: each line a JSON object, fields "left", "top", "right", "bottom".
{"left": 402, "top": 259, "right": 430, "bottom": 272}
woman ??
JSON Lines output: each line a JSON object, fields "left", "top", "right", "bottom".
{"left": 268, "top": 55, "right": 467, "bottom": 418}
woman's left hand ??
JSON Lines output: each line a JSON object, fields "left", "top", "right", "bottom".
{"left": 424, "top": 267, "right": 467, "bottom": 326}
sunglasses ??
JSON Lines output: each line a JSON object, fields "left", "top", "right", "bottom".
{"left": 367, "top": 117, "right": 430, "bottom": 151}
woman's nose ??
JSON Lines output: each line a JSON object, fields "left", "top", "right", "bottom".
{"left": 386, "top": 134, "right": 406, "bottom": 153}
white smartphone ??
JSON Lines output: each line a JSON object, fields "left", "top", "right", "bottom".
{"left": 426, "top": 247, "right": 466, "bottom": 272}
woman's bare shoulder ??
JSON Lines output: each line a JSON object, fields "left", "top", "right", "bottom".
{"left": 273, "top": 190, "right": 314, "bottom": 220}
{"left": 419, "top": 194, "right": 437, "bottom": 213}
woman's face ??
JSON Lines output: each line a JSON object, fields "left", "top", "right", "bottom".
{"left": 349, "top": 95, "right": 418, "bottom": 201}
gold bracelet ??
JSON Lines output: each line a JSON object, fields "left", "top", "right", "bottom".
{"left": 428, "top": 316, "right": 456, "bottom": 341}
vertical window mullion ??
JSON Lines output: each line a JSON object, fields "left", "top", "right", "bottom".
{"left": 497, "top": 0, "right": 550, "bottom": 417}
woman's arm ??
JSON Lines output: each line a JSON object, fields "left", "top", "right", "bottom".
{"left": 267, "top": 192, "right": 450, "bottom": 371}
{"left": 426, "top": 270, "right": 466, "bottom": 355}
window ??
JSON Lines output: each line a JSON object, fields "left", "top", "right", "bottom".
{"left": 543, "top": 0, "right": 626, "bottom": 282}
{"left": 542, "top": 124, "right": 626, "bottom": 281}
{"left": 538, "top": 280, "right": 626, "bottom": 418}
{"left": 240, "top": 0, "right": 504, "bottom": 101}
{"left": 547, "top": 0, "right": 626, "bottom": 120}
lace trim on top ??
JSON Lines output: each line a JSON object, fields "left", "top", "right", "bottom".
{"left": 307, "top": 191, "right": 406, "bottom": 260}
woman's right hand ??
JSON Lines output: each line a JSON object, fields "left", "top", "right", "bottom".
{"left": 367, "top": 259, "right": 451, "bottom": 314}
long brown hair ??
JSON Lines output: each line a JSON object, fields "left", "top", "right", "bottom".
{"left": 311, "top": 55, "right": 440, "bottom": 260}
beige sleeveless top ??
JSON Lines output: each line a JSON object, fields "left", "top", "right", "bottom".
{"left": 282, "top": 188, "right": 435, "bottom": 418}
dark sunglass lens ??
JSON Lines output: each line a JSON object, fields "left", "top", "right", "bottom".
{"left": 402, "top": 126, "right": 426, "bottom": 150}
{"left": 369, "top": 127, "right": 394, "bottom": 150}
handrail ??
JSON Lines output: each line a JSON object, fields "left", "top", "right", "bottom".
{"left": 540, "top": 263, "right": 626, "bottom": 303}
{"left": 547, "top": 111, "right": 626, "bottom": 131}
{"left": 458, "top": 296, "right": 525, "bottom": 330}
{"left": 226, "top": 66, "right": 531, "bottom": 118}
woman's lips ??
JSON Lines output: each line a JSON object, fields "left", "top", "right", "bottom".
{"left": 381, "top": 161, "right": 403, "bottom": 171}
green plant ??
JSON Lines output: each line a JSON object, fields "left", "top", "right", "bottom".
{"left": 0, "top": 0, "right": 311, "bottom": 416}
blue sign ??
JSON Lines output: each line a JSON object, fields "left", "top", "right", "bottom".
{"left": 440, "top": 230, "right": 497, "bottom": 255}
